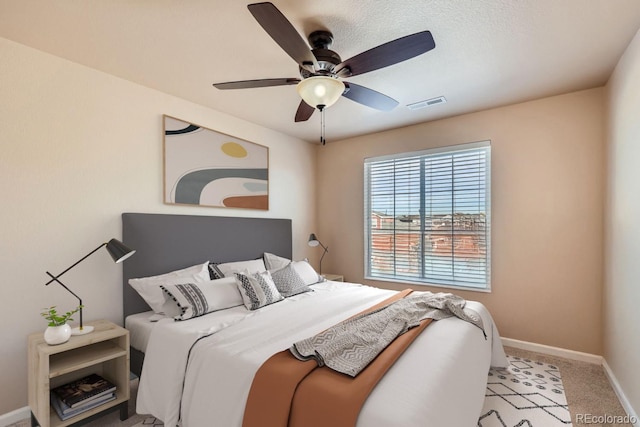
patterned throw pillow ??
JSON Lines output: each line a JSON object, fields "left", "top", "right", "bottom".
{"left": 129, "top": 261, "right": 211, "bottom": 314}
{"left": 160, "top": 277, "right": 243, "bottom": 321}
{"left": 160, "top": 283, "right": 208, "bottom": 320}
{"left": 208, "top": 262, "right": 224, "bottom": 279}
{"left": 209, "top": 259, "right": 267, "bottom": 278}
{"left": 270, "top": 263, "right": 312, "bottom": 297}
{"left": 235, "top": 270, "right": 283, "bottom": 310}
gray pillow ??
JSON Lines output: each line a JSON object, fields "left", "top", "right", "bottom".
{"left": 235, "top": 271, "right": 283, "bottom": 310}
{"left": 270, "top": 263, "right": 312, "bottom": 297}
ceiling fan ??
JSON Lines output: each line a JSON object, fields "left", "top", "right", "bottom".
{"left": 213, "top": 2, "right": 436, "bottom": 126}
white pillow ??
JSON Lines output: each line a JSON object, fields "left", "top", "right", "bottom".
{"left": 263, "top": 252, "right": 291, "bottom": 270}
{"left": 160, "top": 277, "right": 243, "bottom": 320}
{"left": 291, "top": 260, "right": 323, "bottom": 285}
{"left": 216, "top": 259, "right": 267, "bottom": 277}
{"left": 235, "top": 270, "right": 283, "bottom": 310}
{"left": 128, "top": 261, "right": 210, "bottom": 314}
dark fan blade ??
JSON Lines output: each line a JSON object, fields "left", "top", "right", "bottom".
{"left": 248, "top": 2, "right": 318, "bottom": 71}
{"left": 341, "top": 82, "right": 399, "bottom": 111}
{"left": 295, "top": 100, "right": 315, "bottom": 122}
{"left": 335, "top": 31, "right": 435, "bottom": 77}
{"left": 213, "top": 78, "right": 300, "bottom": 90}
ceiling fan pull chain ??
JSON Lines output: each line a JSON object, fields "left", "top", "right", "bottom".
{"left": 319, "top": 105, "right": 327, "bottom": 145}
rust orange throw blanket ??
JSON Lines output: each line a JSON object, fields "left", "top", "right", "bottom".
{"left": 242, "top": 289, "right": 433, "bottom": 427}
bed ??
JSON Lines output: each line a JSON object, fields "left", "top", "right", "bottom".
{"left": 122, "top": 212, "right": 507, "bottom": 427}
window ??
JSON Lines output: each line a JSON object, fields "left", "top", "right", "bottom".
{"left": 364, "top": 141, "right": 491, "bottom": 291}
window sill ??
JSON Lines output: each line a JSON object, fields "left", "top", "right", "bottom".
{"left": 364, "top": 275, "right": 491, "bottom": 293}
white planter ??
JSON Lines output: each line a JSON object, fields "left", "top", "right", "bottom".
{"left": 44, "top": 324, "right": 72, "bottom": 345}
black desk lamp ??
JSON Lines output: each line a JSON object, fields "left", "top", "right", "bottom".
{"left": 44, "top": 238, "right": 135, "bottom": 335}
{"left": 307, "top": 233, "right": 328, "bottom": 275}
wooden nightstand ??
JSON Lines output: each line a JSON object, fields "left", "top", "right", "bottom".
{"left": 27, "top": 320, "right": 130, "bottom": 427}
{"left": 322, "top": 273, "right": 344, "bottom": 282}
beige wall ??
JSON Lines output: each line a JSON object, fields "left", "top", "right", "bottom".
{"left": 317, "top": 88, "right": 605, "bottom": 355}
{"left": 0, "top": 37, "right": 317, "bottom": 414}
{"left": 604, "top": 28, "right": 640, "bottom": 416}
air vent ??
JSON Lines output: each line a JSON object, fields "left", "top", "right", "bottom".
{"left": 406, "top": 96, "right": 447, "bottom": 110}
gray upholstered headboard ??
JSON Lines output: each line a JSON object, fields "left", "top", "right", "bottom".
{"left": 122, "top": 212, "right": 292, "bottom": 320}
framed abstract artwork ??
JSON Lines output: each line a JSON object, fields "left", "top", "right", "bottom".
{"left": 163, "top": 115, "right": 269, "bottom": 210}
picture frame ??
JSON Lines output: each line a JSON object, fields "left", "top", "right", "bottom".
{"left": 163, "top": 115, "right": 269, "bottom": 210}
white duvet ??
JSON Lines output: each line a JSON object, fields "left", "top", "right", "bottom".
{"left": 137, "top": 281, "right": 507, "bottom": 427}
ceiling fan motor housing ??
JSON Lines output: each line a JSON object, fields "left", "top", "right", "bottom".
{"left": 300, "top": 30, "right": 342, "bottom": 78}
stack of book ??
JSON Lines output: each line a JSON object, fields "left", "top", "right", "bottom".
{"left": 50, "top": 373, "right": 116, "bottom": 421}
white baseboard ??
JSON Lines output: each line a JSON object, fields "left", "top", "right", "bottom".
{"left": 501, "top": 337, "right": 603, "bottom": 364}
{"left": 502, "top": 337, "right": 638, "bottom": 425}
{"left": 602, "top": 359, "right": 640, "bottom": 427}
{"left": 0, "top": 406, "right": 30, "bottom": 427}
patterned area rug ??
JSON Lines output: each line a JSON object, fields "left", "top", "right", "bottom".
{"left": 478, "top": 355, "right": 572, "bottom": 426}
{"left": 132, "top": 417, "right": 163, "bottom": 426}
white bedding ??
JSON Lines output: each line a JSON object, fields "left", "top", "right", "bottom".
{"left": 137, "top": 281, "right": 507, "bottom": 427}
{"left": 125, "top": 311, "right": 157, "bottom": 352}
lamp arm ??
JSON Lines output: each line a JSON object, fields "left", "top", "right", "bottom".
{"left": 45, "top": 272, "right": 84, "bottom": 329}
{"left": 45, "top": 272, "right": 82, "bottom": 304}
{"left": 317, "top": 240, "right": 328, "bottom": 253}
{"left": 44, "top": 242, "right": 106, "bottom": 286}
{"left": 319, "top": 245, "right": 328, "bottom": 275}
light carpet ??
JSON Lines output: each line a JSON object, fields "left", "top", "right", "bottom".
{"left": 478, "top": 355, "right": 572, "bottom": 426}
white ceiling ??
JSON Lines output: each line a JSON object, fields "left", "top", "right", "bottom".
{"left": 1, "top": 0, "right": 640, "bottom": 143}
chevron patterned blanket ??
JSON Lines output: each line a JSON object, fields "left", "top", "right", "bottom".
{"left": 291, "top": 290, "right": 485, "bottom": 377}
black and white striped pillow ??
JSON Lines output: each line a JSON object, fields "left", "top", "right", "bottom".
{"left": 208, "top": 262, "right": 224, "bottom": 279}
{"left": 235, "top": 270, "right": 283, "bottom": 310}
{"left": 160, "top": 277, "right": 243, "bottom": 320}
{"left": 160, "top": 283, "right": 208, "bottom": 320}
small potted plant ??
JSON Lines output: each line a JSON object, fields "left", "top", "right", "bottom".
{"left": 40, "top": 305, "right": 82, "bottom": 345}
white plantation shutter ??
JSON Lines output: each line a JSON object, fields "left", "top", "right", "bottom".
{"left": 364, "top": 141, "right": 491, "bottom": 291}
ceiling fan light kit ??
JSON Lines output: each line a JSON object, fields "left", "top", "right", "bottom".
{"left": 213, "top": 2, "right": 436, "bottom": 142}
{"left": 296, "top": 76, "right": 345, "bottom": 110}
